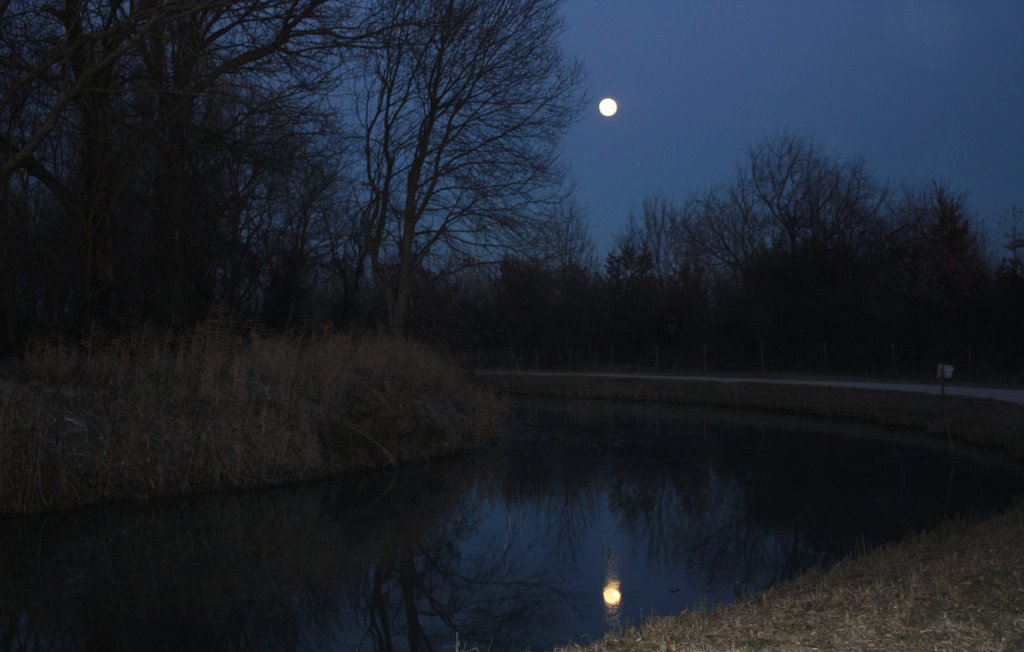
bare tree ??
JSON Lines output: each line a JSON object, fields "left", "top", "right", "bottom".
{"left": 746, "top": 132, "right": 883, "bottom": 254}
{"left": 1, "top": 0, "right": 367, "bottom": 327}
{"left": 537, "top": 201, "right": 596, "bottom": 273}
{"left": 348, "top": 0, "right": 584, "bottom": 333}
{"left": 686, "top": 179, "right": 768, "bottom": 277}
{"left": 0, "top": 0, "right": 160, "bottom": 338}
{"left": 996, "top": 205, "right": 1023, "bottom": 271}
{"left": 131, "top": 0, "right": 358, "bottom": 319}
{"left": 687, "top": 132, "right": 886, "bottom": 278}
{"left": 0, "top": 0, "right": 154, "bottom": 189}
{"left": 614, "top": 195, "right": 691, "bottom": 282}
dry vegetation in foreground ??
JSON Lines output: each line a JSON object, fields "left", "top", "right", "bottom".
{"left": 0, "top": 325, "right": 503, "bottom": 514}
{"left": 479, "top": 371, "right": 1024, "bottom": 651}
{"left": 554, "top": 502, "right": 1024, "bottom": 652}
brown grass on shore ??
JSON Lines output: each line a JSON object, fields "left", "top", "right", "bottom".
{"left": 556, "top": 500, "right": 1024, "bottom": 651}
{"left": 0, "top": 325, "right": 504, "bottom": 514}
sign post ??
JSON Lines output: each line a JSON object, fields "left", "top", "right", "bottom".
{"left": 936, "top": 363, "right": 955, "bottom": 451}
{"left": 936, "top": 363, "right": 954, "bottom": 397}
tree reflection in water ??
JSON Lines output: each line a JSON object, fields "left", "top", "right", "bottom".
{"left": 2, "top": 398, "right": 1023, "bottom": 650}
{"left": 332, "top": 494, "right": 573, "bottom": 650}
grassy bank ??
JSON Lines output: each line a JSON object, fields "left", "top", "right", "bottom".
{"left": 478, "top": 371, "right": 1024, "bottom": 651}
{"left": 0, "top": 326, "right": 503, "bottom": 514}
{"left": 558, "top": 503, "right": 1024, "bottom": 651}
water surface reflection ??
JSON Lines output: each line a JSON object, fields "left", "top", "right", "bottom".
{"left": 2, "top": 398, "right": 1022, "bottom": 650}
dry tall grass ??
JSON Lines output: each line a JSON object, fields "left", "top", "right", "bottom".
{"left": 555, "top": 500, "right": 1024, "bottom": 651}
{"left": 0, "top": 324, "right": 503, "bottom": 514}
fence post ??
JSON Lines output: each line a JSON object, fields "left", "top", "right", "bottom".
{"left": 610, "top": 345, "right": 614, "bottom": 369}
{"left": 823, "top": 341, "right": 829, "bottom": 375}
{"left": 702, "top": 343, "right": 708, "bottom": 374}
{"left": 760, "top": 342, "right": 765, "bottom": 371}
{"left": 534, "top": 347, "right": 539, "bottom": 370}
{"left": 969, "top": 344, "right": 973, "bottom": 380}
{"left": 891, "top": 343, "right": 896, "bottom": 378}
{"left": 655, "top": 345, "right": 659, "bottom": 370}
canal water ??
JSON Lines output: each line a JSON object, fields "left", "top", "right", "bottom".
{"left": 2, "top": 398, "right": 1023, "bottom": 650}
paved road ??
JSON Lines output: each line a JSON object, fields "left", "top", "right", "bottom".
{"left": 479, "top": 370, "right": 1024, "bottom": 406}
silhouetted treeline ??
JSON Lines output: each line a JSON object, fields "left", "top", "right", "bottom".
{"left": 3, "top": 0, "right": 1021, "bottom": 383}
{"left": 427, "top": 134, "right": 1024, "bottom": 378}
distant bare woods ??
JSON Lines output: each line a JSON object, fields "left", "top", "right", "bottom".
{"left": 2, "top": 1, "right": 1021, "bottom": 373}
{"left": 477, "top": 135, "right": 1024, "bottom": 377}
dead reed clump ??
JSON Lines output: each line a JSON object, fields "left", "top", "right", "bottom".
{"left": 0, "top": 326, "right": 504, "bottom": 514}
{"left": 321, "top": 336, "right": 505, "bottom": 469}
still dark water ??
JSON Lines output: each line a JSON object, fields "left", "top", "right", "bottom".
{"left": 3, "top": 398, "right": 1024, "bottom": 651}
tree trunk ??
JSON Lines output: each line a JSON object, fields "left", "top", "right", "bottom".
{"left": 166, "top": 123, "right": 188, "bottom": 321}
{"left": 1, "top": 246, "right": 17, "bottom": 356}
{"left": 387, "top": 283, "right": 410, "bottom": 335}
{"left": 0, "top": 193, "right": 17, "bottom": 354}
{"left": 399, "top": 544, "right": 423, "bottom": 652}
{"left": 388, "top": 224, "right": 417, "bottom": 335}
{"left": 81, "top": 92, "right": 115, "bottom": 324}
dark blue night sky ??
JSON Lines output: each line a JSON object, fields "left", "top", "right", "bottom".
{"left": 560, "top": 0, "right": 1024, "bottom": 250}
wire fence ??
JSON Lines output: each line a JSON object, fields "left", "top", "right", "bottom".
{"left": 466, "top": 342, "right": 1024, "bottom": 384}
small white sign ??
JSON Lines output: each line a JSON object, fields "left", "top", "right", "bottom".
{"left": 936, "top": 363, "right": 954, "bottom": 380}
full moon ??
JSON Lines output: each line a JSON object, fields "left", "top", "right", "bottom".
{"left": 598, "top": 97, "right": 618, "bottom": 117}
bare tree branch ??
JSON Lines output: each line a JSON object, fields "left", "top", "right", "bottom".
{"left": 348, "top": 0, "right": 585, "bottom": 332}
